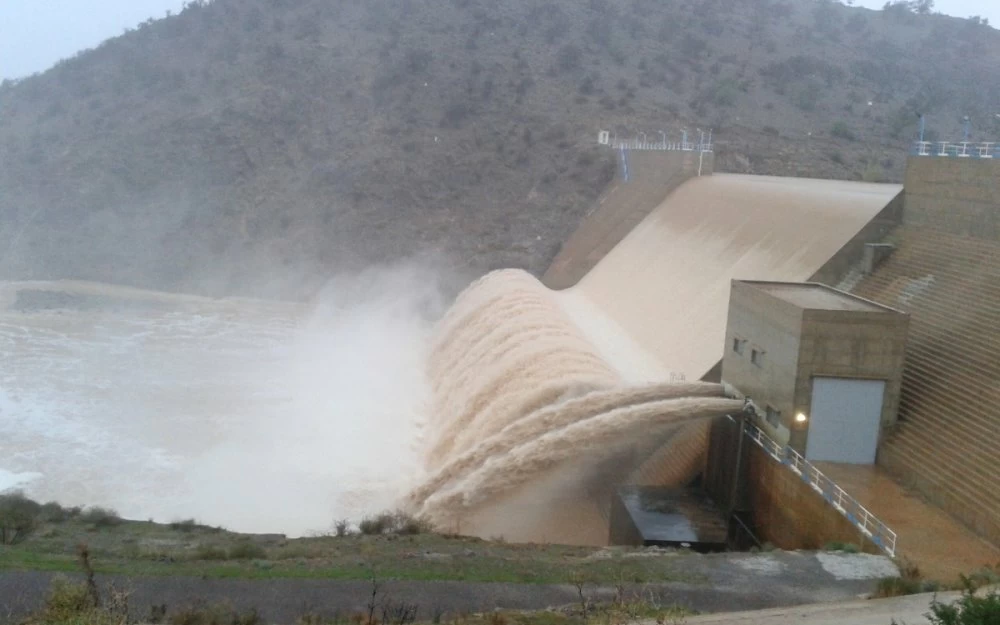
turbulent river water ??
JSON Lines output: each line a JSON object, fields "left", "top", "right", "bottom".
{"left": 0, "top": 279, "right": 433, "bottom": 536}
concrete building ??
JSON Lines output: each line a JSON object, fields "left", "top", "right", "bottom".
{"left": 721, "top": 281, "right": 909, "bottom": 463}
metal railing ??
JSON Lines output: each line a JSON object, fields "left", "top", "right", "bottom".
{"left": 912, "top": 141, "right": 998, "bottom": 159}
{"left": 609, "top": 139, "right": 713, "bottom": 152}
{"left": 744, "top": 421, "right": 898, "bottom": 557}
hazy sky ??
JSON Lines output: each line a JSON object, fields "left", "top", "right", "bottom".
{"left": 854, "top": 0, "right": 997, "bottom": 22}
{"left": 0, "top": 0, "right": 997, "bottom": 80}
{"left": 0, "top": 0, "right": 188, "bottom": 80}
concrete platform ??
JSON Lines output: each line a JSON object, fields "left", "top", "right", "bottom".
{"left": 610, "top": 486, "right": 728, "bottom": 551}
{"left": 816, "top": 462, "right": 1000, "bottom": 581}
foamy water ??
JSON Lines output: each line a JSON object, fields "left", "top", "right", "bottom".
{"left": 0, "top": 272, "right": 438, "bottom": 536}
{"left": 409, "top": 269, "right": 744, "bottom": 539}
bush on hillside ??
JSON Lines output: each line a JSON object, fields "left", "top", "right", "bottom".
{"left": 169, "top": 604, "right": 263, "bottom": 625}
{"left": 80, "top": 506, "right": 122, "bottom": 528}
{"left": 169, "top": 518, "right": 200, "bottom": 532}
{"left": 19, "top": 576, "right": 114, "bottom": 625}
{"left": 875, "top": 557, "right": 938, "bottom": 598}
{"left": 831, "top": 121, "right": 856, "bottom": 141}
{"left": 228, "top": 541, "right": 267, "bottom": 560}
{"left": 358, "top": 510, "right": 434, "bottom": 536}
{"left": 0, "top": 491, "right": 42, "bottom": 545}
{"left": 901, "top": 580, "right": 1000, "bottom": 625}
{"left": 823, "top": 541, "right": 859, "bottom": 553}
{"left": 334, "top": 519, "right": 351, "bottom": 537}
{"left": 193, "top": 544, "right": 229, "bottom": 561}
{"left": 39, "top": 501, "right": 77, "bottom": 523}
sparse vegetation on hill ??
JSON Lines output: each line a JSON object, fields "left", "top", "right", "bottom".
{"left": 0, "top": 0, "right": 998, "bottom": 296}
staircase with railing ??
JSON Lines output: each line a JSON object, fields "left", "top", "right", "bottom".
{"left": 743, "top": 421, "right": 898, "bottom": 557}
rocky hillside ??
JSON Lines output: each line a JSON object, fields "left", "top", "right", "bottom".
{"left": 1, "top": 0, "right": 998, "bottom": 297}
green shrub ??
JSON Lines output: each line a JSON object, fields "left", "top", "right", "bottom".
{"left": 831, "top": 121, "right": 857, "bottom": 141}
{"left": 334, "top": 519, "right": 351, "bottom": 537}
{"left": 395, "top": 513, "right": 434, "bottom": 535}
{"left": 170, "top": 518, "right": 200, "bottom": 532}
{"left": 22, "top": 576, "right": 119, "bottom": 625}
{"left": 80, "top": 507, "right": 121, "bottom": 527}
{"left": 40, "top": 576, "right": 95, "bottom": 618}
{"left": 39, "top": 501, "right": 70, "bottom": 523}
{"left": 359, "top": 510, "right": 434, "bottom": 535}
{"left": 875, "top": 575, "right": 924, "bottom": 597}
{"left": 169, "top": 603, "right": 263, "bottom": 625}
{"left": 876, "top": 556, "right": 932, "bottom": 598}
{"left": 824, "top": 541, "right": 859, "bottom": 553}
{"left": 228, "top": 541, "right": 267, "bottom": 560}
{"left": 967, "top": 564, "right": 1000, "bottom": 589}
{"left": 359, "top": 514, "right": 392, "bottom": 535}
{"left": 193, "top": 544, "right": 229, "bottom": 560}
{"left": 920, "top": 582, "right": 1000, "bottom": 625}
{"left": 0, "top": 491, "right": 42, "bottom": 544}
{"left": 709, "top": 79, "right": 740, "bottom": 107}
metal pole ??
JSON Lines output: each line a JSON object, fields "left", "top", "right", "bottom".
{"left": 919, "top": 114, "right": 925, "bottom": 143}
{"left": 697, "top": 129, "right": 705, "bottom": 175}
{"left": 729, "top": 415, "right": 747, "bottom": 515}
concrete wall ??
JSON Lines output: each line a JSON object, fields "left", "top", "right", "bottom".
{"left": 747, "top": 444, "right": 880, "bottom": 553}
{"left": 722, "top": 281, "right": 804, "bottom": 445}
{"left": 810, "top": 192, "right": 904, "bottom": 286}
{"left": 543, "top": 149, "right": 713, "bottom": 289}
{"left": 790, "top": 311, "right": 909, "bottom": 452}
{"left": 722, "top": 282, "right": 908, "bottom": 453}
{"left": 851, "top": 225, "right": 1000, "bottom": 545}
{"left": 903, "top": 157, "right": 1000, "bottom": 241}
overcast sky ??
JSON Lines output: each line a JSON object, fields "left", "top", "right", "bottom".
{"left": 0, "top": 0, "right": 997, "bottom": 80}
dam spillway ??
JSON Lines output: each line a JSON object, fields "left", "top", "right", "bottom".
{"left": 0, "top": 170, "right": 904, "bottom": 542}
{"left": 411, "top": 173, "right": 903, "bottom": 542}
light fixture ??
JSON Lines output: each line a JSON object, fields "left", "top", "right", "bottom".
{"left": 795, "top": 412, "right": 808, "bottom": 424}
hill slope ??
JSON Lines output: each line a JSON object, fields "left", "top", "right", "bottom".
{"left": 0, "top": 0, "right": 998, "bottom": 297}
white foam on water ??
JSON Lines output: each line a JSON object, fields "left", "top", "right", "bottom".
{"left": 0, "top": 266, "right": 441, "bottom": 536}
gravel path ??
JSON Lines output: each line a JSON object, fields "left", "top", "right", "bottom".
{"left": 664, "top": 591, "right": 962, "bottom": 625}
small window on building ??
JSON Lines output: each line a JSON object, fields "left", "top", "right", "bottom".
{"left": 765, "top": 406, "right": 781, "bottom": 428}
{"left": 732, "top": 338, "right": 746, "bottom": 355}
{"left": 751, "top": 348, "right": 765, "bottom": 367}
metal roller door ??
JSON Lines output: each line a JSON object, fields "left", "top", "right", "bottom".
{"left": 805, "top": 377, "right": 885, "bottom": 464}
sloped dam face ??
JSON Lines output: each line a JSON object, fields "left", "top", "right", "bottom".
{"left": 0, "top": 175, "right": 900, "bottom": 542}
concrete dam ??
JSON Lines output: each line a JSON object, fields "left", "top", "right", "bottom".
{"left": 6, "top": 141, "right": 999, "bottom": 577}
{"left": 411, "top": 149, "right": 904, "bottom": 544}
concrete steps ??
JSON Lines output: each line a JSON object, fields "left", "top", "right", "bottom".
{"left": 851, "top": 226, "right": 1000, "bottom": 544}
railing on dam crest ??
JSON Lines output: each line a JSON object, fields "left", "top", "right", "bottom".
{"left": 912, "top": 140, "right": 998, "bottom": 159}
{"left": 598, "top": 130, "right": 713, "bottom": 153}
{"left": 744, "top": 421, "right": 898, "bottom": 557}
